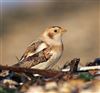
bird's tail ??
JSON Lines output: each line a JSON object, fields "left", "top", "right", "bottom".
{"left": 13, "top": 56, "right": 22, "bottom": 66}
{"left": 15, "top": 56, "right": 20, "bottom": 62}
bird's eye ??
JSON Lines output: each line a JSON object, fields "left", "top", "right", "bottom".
{"left": 54, "top": 30, "right": 58, "bottom": 33}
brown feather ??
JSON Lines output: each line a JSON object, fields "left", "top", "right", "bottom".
{"left": 48, "top": 32, "right": 54, "bottom": 39}
{"left": 14, "top": 47, "right": 52, "bottom": 68}
{"left": 19, "top": 40, "right": 44, "bottom": 62}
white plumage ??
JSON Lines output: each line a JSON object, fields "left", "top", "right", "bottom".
{"left": 14, "top": 26, "right": 67, "bottom": 70}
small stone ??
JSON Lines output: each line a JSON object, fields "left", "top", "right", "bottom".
{"left": 45, "top": 82, "right": 58, "bottom": 90}
{"left": 26, "top": 86, "right": 45, "bottom": 93}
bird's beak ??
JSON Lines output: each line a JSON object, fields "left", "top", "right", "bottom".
{"left": 61, "top": 29, "right": 67, "bottom": 34}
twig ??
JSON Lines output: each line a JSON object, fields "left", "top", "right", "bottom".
{"left": 62, "top": 66, "right": 100, "bottom": 72}
{"left": 0, "top": 65, "right": 64, "bottom": 78}
{"left": 0, "top": 58, "right": 100, "bottom": 78}
{"left": 79, "top": 66, "right": 100, "bottom": 71}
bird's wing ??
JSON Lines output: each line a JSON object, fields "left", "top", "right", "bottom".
{"left": 19, "top": 40, "right": 48, "bottom": 62}
{"left": 14, "top": 47, "right": 52, "bottom": 68}
{"left": 13, "top": 40, "right": 52, "bottom": 68}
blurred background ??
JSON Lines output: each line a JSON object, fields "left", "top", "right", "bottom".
{"left": 0, "top": 0, "right": 100, "bottom": 69}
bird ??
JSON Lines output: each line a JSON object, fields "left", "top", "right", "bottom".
{"left": 14, "top": 26, "right": 67, "bottom": 70}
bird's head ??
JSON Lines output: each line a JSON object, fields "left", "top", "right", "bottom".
{"left": 41, "top": 26, "right": 67, "bottom": 45}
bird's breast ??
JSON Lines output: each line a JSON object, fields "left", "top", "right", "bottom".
{"left": 50, "top": 45, "right": 63, "bottom": 61}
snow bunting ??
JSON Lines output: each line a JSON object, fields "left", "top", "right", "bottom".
{"left": 14, "top": 26, "right": 67, "bottom": 70}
